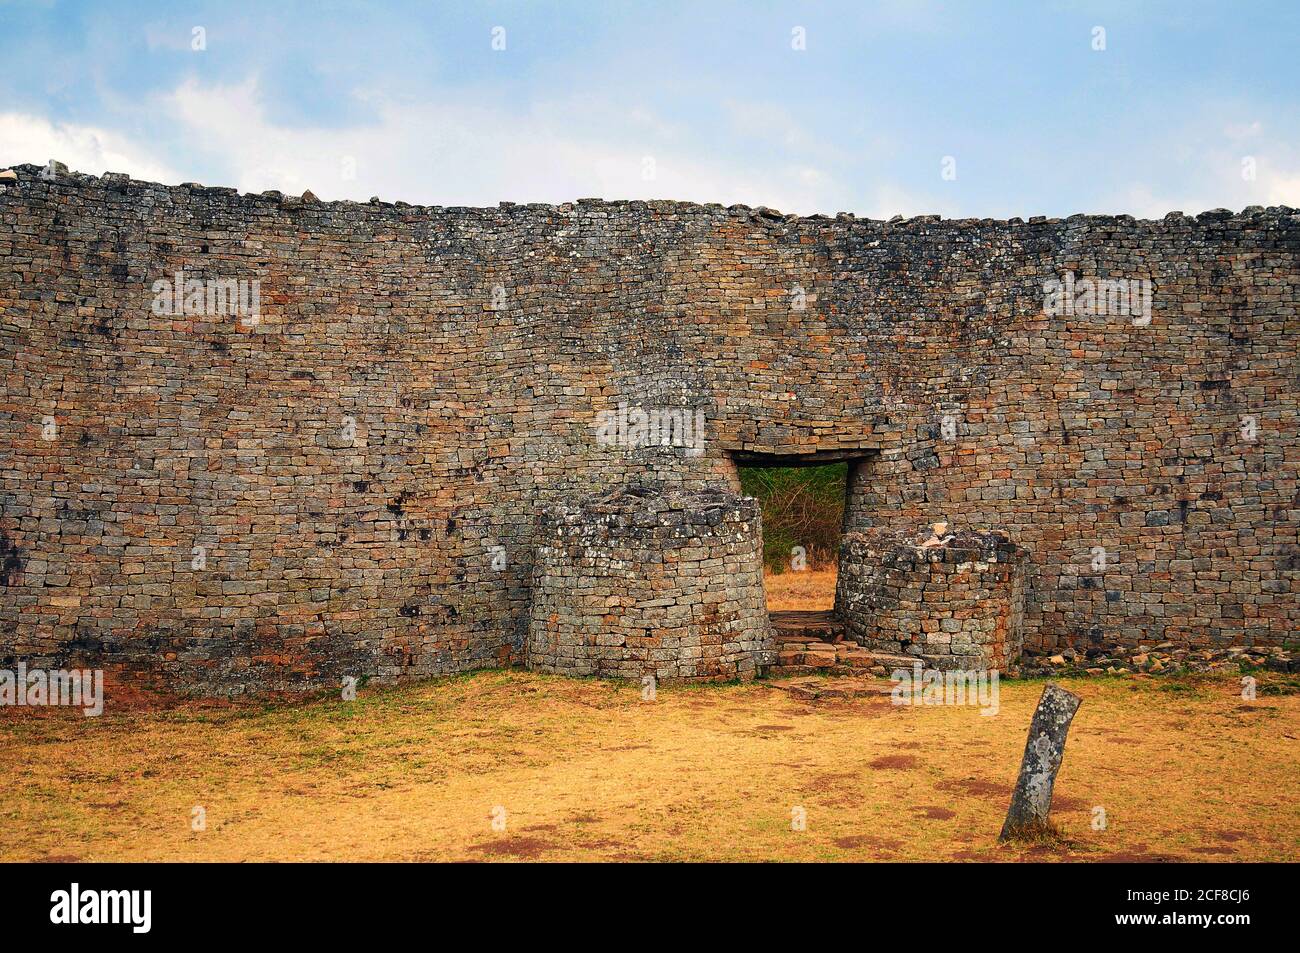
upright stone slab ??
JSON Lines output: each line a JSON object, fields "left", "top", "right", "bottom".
{"left": 837, "top": 526, "right": 1027, "bottom": 671}
{"left": 1000, "top": 683, "right": 1083, "bottom": 840}
{"left": 527, "top": 483, "right": 773, "bottom": 681}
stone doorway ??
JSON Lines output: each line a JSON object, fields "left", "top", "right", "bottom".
{"left": 732, "top": 452, "right": 878, "bottom": 675}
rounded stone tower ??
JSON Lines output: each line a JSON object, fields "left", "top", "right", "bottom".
{"left": 836, "top": 525, "right": 1027, "bottom": 671}
{"left": 527, "top": 483, "right": 773, "bottom": 681}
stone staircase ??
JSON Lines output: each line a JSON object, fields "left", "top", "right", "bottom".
{"left": 768, "top": 610, "right": 915, "bottom": 677}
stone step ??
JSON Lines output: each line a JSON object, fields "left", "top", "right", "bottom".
{"left": 770, "top": 609, "right": 844, "bottom": 642}
{"left": 870, "top": 651, "right": 923, "bottom": 671}
{"left": 765, "top": 610, "right": 923, "bottom": 677}
{"left": 765, "top": 676, "right": 896, "bottom": 701}
{"left": 777, "top": 644, "right": 876, "bottom": 665}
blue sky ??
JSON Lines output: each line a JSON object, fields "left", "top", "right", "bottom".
{"left": 1, "top": 0, "right": 1297, "bottom": 217}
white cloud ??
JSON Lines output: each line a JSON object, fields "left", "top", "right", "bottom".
{"left": 0, "top": 112, "right": 181, "bottom": 183}
{"left": 1103, "top": 108, "right": 1300, "bottom": 217}
{"left": 150, "top": 76, "right": 867, "bottom": 215}
{"left": 0, "top": 77, "right": 989, "bottom": 219}
{"left": 142, "top": 22, "right": 201, "bottom": 53}
{"left": 723, "top": 100, "right": 817, "bottom": 152}
{"left": 27, "top": 77, "right": 1267, "bottom": 221}
{"left": 1223, "top": 120, "right": 1263, "bottom": 140}
{"left": 861, "top": 182, "right": 959, "bottom": 220}
{"left": 1110, "top": 185, "right": 1218, "bottom": 220}
{"left": 1112, "top": 158, "right": 1300, "bottom": 220}
{"left": 1258, "top": 168, "right": 1300, "bottom": 206}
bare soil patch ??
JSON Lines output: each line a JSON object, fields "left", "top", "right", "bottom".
{"left": 1, "top": 670, "right": 1295, "bottom": 862}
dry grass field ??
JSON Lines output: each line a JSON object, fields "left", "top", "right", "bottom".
{"left": 764, "top": 568, "right": 838, "bottom": 611}
{"left": 2, "top": 668, "right": 1296, "bottom": 862}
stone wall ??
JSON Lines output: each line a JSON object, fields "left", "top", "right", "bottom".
{"left": 0, "top": 161, "right": 1296, "bottom": 694}
{"left": 838, "top": 527, "right": 1027, "bottom": 671}
{"left": 528, "top": 483, "right": 770, "bottom": 680}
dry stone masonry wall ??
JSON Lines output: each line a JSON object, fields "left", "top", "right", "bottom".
{"left": 0, "top": 162, "right": 1296, "bottom": 694}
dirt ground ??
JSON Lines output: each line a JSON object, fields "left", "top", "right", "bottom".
{"left": 2, "top": 668, "right": 1296, "bottom": 862}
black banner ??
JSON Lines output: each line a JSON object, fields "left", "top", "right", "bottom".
{"left": 0, "top": 861, "right": 1282, "bottom": 940}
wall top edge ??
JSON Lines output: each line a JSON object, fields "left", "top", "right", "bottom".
{"left": 4, "top": 162, "right": 1297, "bottom": 232}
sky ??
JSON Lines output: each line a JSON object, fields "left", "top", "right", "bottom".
{"left": 1, "top": 0, "right": 1297, "bottom": 218}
